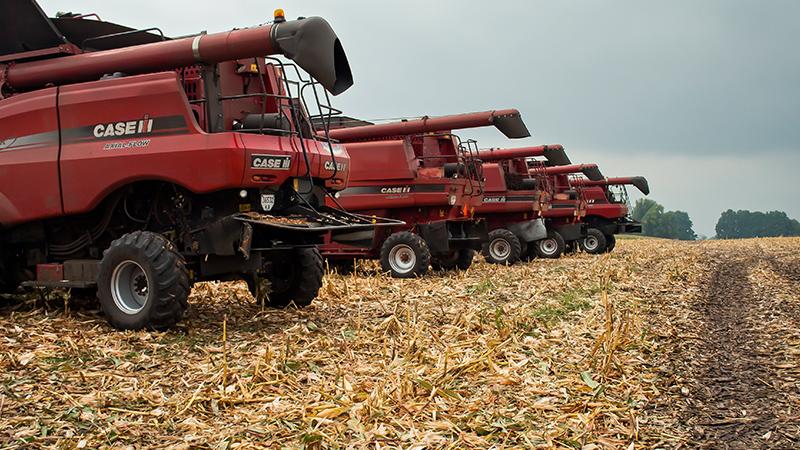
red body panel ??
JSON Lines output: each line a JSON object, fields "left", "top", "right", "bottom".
{"left": 582, "top": 186, "right": 628, "bottom": 220}
{"left": 0, "top": 72, "right": 351, "bottom": 226}
{"left": 320, "top": 132, "right": 484, "bottom": 258}
{"left": 0, "top": 88, "right": 61, "bottom": 224}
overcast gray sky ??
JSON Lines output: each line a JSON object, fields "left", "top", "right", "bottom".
{"left": 41, "top": 0, "right": 800, "bottom": 236}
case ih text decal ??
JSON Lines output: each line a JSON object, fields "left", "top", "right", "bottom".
{"left": 324, "top": 160, "right": 347, "bottom": 171}
{"left": 251, "top": 154, "right": 293, "bottom": 170}
{"left": 93, "top": 116, "right": 154, "bottom": 138}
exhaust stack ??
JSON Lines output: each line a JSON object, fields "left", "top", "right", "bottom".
{"left": 327, "top": 109, "right": 531, "bottom": 142}
{"left": 4, "top": 16, "right": 353, "bottom": 95}
{"left": 475, "top": 144, "right": 571, "bottom": 165}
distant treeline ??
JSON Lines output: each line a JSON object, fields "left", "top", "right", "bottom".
{"left": 715, "top": 210, "right": 800, "bottom": 239}
{"left": 631, "top": 199, "right": 696, "bottom": 240}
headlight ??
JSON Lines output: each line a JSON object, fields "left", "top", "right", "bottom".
{"left": 449, "top": 194, "right": 457, "bottom": 205}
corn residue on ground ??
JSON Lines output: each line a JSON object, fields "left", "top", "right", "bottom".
{"left": 1, "top": 238, "right": 799, "bottom": 448}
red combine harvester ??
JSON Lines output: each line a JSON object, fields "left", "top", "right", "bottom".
{"left": 532, "top": 163, "right": 605, "bottom": 257}
{"left": 320, "top": 110, "right": 531, "bottom": 277}
{"left": 569, "top": 176, "right": 650, "bottom": 254}
{"left": 0, "top": 1, "right": 395, "bottom": 330}
{"left": 471, "top": 144, "right": 573, "bottom": 264}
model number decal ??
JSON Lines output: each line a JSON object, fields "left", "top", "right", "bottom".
{"left": 93, "top": 117, "right": 154, "bottom": 138}
{"left": 251, "top": 154, "right": 292, "bottom": 170}
{"left": 103, "top": 139, "right": 151, "bottom": 150}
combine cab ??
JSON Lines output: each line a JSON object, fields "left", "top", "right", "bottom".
{"left": 321, "top": 110, "right": 530, "bottom": 277}
{"left": 0, "top": 1, "right": 393, "bottom": 330}
{"left": 570, "top": 176, "right": 650, "bottom": 253}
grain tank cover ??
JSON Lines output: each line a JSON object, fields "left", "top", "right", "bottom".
{"left": 0, "top": 0, "right": 66, "bottom": 57}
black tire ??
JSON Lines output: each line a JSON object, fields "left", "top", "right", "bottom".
{"left": 379, "top": 232, "right": 431, "bottom": 278}
{"left": 456, "top": 249, "right": 476, "bottom": 270}
{"left": 520, "top": 241, "right": 538, "bottom": 262}
{"left": 97, "top": 231, "right": 189, "bottom": 331}
{"left": 482, "top": 229, "right": 522, "bottom": 265}
{"left": 535, "top": 230, "right": 566, "bottom": 259}
{"left": 564, "top": 240, "right": 579, "bottom": 255}
{"left": 253, "top": 247, "right": 324, "bottom": 308}
{"left": 580, "top": 228, "right": 608, "bottom": 254}
{"left": 431, "top": 249, "right": 475, "bottom": 271}
{"left": 604, "top": 234, "right": 617, "bottom": 253}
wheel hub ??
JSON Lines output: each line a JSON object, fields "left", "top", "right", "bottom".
{"left": 584, "top": 236, "right": 599, "bottom": 251}
{"left": 388, "top": 244, "right": 416, "bottom": 274}
{"left": 489, "top": 238, "right": 511, "bottom": 260}
{"left": 540, "top": 238, "right": 558, "bottom": 255}
{"left": 110, "top": 260, "right": 149, "bottom": 315}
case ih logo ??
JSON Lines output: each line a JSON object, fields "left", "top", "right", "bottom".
{"left": 484, "top": 196, "right": 506, "bottom": 203}
{"left": 93, "top": 116, "right": 154, "bottom": 138}
{"left": 324, "top": 160, "right": 347, "bottom": 171}
{"left": 251, "top": 154, "right": 292, "bottom": 170}
{"left": 380, "top": 186, "right": 412, "bottom": 194}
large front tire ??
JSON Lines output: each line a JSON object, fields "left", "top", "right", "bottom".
{"left": 253, "top": 247, "right": 324, "bottom": 308}
{"left": 580, "top": 228, "right": 608, "bottom": 254}
{"left": 482, "top": 229, "right": 522, "bottom": 265}
{"left": 604, "top": 234, "right": 617, "bottom": 253}
{"left": 534, "top": 230, "right": 566, "bottom": 259}
{"left": 97, "top": 231, "right": 189, "bottom": 331}
{"left": 380, "top": 232, "right": 431, "bottom": 278}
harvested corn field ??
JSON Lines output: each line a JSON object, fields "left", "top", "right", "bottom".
{"left": 1, "top": 238, "right": 799, "bottom": 448}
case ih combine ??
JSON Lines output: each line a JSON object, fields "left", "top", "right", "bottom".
{"left": 471, "top": 147, "right": 602, "bottom": 264}
{"left": 0, "top": 1, "right": 396, "bottom": 330}
{"left": 320, "top": 110, "right": 530, "bottom": 277}
{"left": 569, "top": 176, "right": 650, "bottom": 254}
{"left": 471, "top": 145, "right": 568, "bottom": 264}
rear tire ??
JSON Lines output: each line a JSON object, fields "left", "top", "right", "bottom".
{"left": 380, "top": 232, "right": 431, "bottom": 278}
{"left": 431, "top": 249, "right": 475, "bottom": 271}
{"left": 253, "top": 247, "right": 324, "bottom": 308}
{"left": 482, "top": 229, "right": 522, "bottom": 265}
{"left": 604, "top": 234, "right": 617, "bottom": 253}
{"left": 535, "top": 230, "right": 566, "bottom": 259}
{"left": 97, "top": 231, "right": 189, "bottom": 331}
{"left": 564, "top": 240, "right": 579, "bottom": 255}
{"left": 580, "top": 228, "right": 608, "bottom": 254}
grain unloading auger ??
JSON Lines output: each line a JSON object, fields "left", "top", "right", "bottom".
{"left": 320, "top": 110, "right": 531, "bottom": 277}
{"left": 326, "top": 109, "right": 531, "bottom": 142}
{"left": 0, "top": 1, "right": 399, "bottom": 330}
{"left": 567, "top": 176, "right": 650, "bottom": 254}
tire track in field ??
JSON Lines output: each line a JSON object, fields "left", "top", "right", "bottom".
{"left": 680, "top": 245, "right": 799, "bottom": 448}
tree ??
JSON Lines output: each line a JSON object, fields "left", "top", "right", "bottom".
{"left": 715, "top": 210, "right": 800, "bottom": 239}
{"left": 636, "top": 199, "right": 697, "bottom": 241}
{"left": 631, "top": 198, "right": 659, "bottom": 223}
